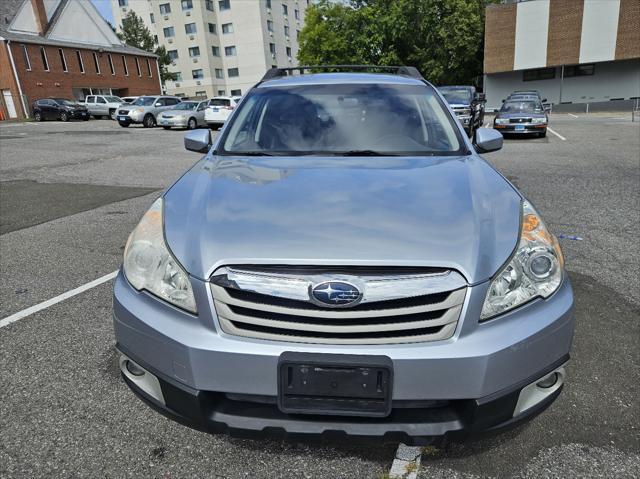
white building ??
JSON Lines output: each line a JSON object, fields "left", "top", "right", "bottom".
{"left": 111, "top": 0, "right": 310, "bottom": 98}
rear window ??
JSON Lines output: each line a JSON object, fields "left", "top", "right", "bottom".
{"left": 209, "top": 98, "right": 231, "bottom": 107}
{"left": 220, "top": 83, "right": 465, "bottom": 156}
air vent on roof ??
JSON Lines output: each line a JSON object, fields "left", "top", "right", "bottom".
{"left": 196, "top": 80, "right": 202, "bottom": 85}
{"left": 168, "top": 38, "right": 173, "bottom": 43}
{"left": 186, "top": 11, "right": 191, "bottom": 16}
{"left": 266, "top": 8, "right": 271, "bottom": 13}
{"left": 189, "top": 35, "right": 195, "bottom": 40}
{"left": 164, "top": 15, "right": 169, "bottom": 20}
{"left": 192, "top": 58, "right": 198, "bottom": 63}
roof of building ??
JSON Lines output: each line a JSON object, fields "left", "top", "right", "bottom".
{"left": 0, "top": 0, "right": 156, "bottom": 58}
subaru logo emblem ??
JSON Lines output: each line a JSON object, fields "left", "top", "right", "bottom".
{"left": 310, "top": 281, "right": 362, "bottom": 308}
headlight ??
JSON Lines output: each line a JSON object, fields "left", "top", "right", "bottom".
{"left": 134, "top": 108, "right": 145, "bottom": 113}
{"left": 123, "top": 198, "right": 197, "bottom": 313}
{"left": 532, "top": 117, "right": 547, "bottom": 124}
{"left": 481, "top": 200, "right": 563, "bottom": 320}
{"left": 495, "top": 118, "right": 509, "bottom": 125}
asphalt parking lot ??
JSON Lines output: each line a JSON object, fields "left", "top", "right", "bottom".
{"left": 0, "top": 114, "right": 638, "bottom": 478}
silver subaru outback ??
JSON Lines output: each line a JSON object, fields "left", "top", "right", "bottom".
{"left": 113, "top": 66, "right": 574, "bottom": 445}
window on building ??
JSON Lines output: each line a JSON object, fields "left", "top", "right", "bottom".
{"left": 225, "top": 45, "right": 237, "bottom": 56}
{"left": 92, "top": 52, "right": 100, "bottom": 74}
{"left": 181, "top": 0, "right": 193, "bottom": 10}
{"left": 76, "top": 50, "right": 84, "bottom": 73}
{"left": 284, "top": 25, "right": 290, "bottom": 37}
{"left": 296, "top": 29, "right": 300, "bottom": 40}
{"left": 163, "top": 26, "right": 175, "bottom": 38}
{"left": 121, "top": 55, "right": 129, "bottom": 75}
{"left": 211, "top": 45, "right": 220, "bottom": 56}
{"left": 230, "top": 89, "right": 241, "bottom": 96}
{"left": 192, "top": 69, "right": 204, "bottom": 79}
{"left": 58, "top": 49, "right": 67, "bottom": 72}
{"left": 174, "top": 72, "right": 183, "bottom": 81}
{"left": 219, "top": 0, "right": 230, "bottom": 11}
{"left": 195, "top": 90, "right": 207, "bottom": 97}
{"left": 189, "top": 46, "right": 200, "bottom": 57}
{"left": 564, "top": 64, "right": 595, "bottom": 77}
{"left": 206, "top": 0, "right": 214, "bottom": 11}
{"left": 153, "top": 34, "right": 158, "bottom": 43}
{"left": 118, "top": 0, "right": 128, "bottom": 6}
{"left": 208, "top": 23, "right": 217, "bottom": 33}
{"left": 267, "top": 20, "right": 274, "bottom": 32}
{"left": 523, "top": 67, "right": 555, "bottom": 82}
{"left": 40, "top": 46, "right": 49, "bottom": 71}
{"left": 108, "top": 53, "right": 115, "bottom": 75}
{"left": 228, "top": 67, "right": 239, "bottom": 77}
{"left": 168, "top": 50, "right": 178, "bottom": 61}
{"left": 135, "top": 57, "right": 141, "bottom": 76}
{"left": 269, "top": 43, "right": 276, "bottom": 55}
{"left": 282, "top": 3, "right": 288, "bottom": 15}
{"left": 215, "top": 68, "right": 224, "bottom": 79}
{"left": 218, "top": 89, "right": 226, "bottom": 95}
{"left": 150, "top": 13, "right": 154, "bottom": 23}
{"left": 266, "top": 0, "right": 271, "bottom": 8}
{"left": 286, "top": 46, "right": 291, "bottom": 58}
{"left": 294, "top": 9, "right": 299, "bottom": 20}
{"left": 185, "top": 23, "right": 197, "bottom": 34}
{"left": 159, "top": 3, "right": 171, "bottom": 14}
{"left": 222, "top": 23, "right": 233, "bottom": 34}
{"left": 146, "top": 58, "right": 152, "bottom": 77}
{"left": 21, "top": 44, "right": 31, "bottom": 70}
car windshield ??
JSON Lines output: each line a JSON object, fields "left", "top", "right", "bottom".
{"left": 439, "top": 88, "right": 472, "bottom": 104}
{"left": 131, "top": 97, "right": 156, "bottom": 106}
{"left": 221, "top": 83, "right": 464, "bottom": 156}
{"left": 104, "top": 96, "right": 123, "bottom": 103}
{"left": 54, "top": 99, "right": 77, "bottom": 106}
{"left": 173, "top": 102, "right": 198, "bottom": 110}
{"left": 501, "top": 101, "right": 543, "bottom": 113}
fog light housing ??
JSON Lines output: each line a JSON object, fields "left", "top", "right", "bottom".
{"left": 126, "top": 360, "right": 145, "bottom": 377}
{"left": 536, "top": 372, "right": 558, "bottom": 389}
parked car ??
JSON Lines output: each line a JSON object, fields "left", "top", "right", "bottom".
{"left": 120, "top": 96, "right": 139, "bottom": 104}
{"left": 32, "top": 98, "right": 89, "bottom": 122}
{"left": 158, "top": 100, "right": 208, "bottom": 130}
{"left": 204, "top": 96, "right": 242, "bottom": 129}
{"left": 116, "top": 96, "right": 182, "bottom": 128}
{"left": 494, "top": 99, "right": 548, "bottom": 137}
{"left": 437, "top": 86, "right": 485, "bottom": 137}
{"left": 84, "top": 94, "right": 125, "bottom": 120}
{"left": 114, "top": 66, "right": 573, "bottom": 445}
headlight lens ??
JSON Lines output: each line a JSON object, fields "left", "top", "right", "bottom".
{"left": 495, "top": 118, "right": 509, "bottom": 125}
{"left": 480, "top": 200, "right": 563, "bottom": 320}
{"left": 532, "top": 117, "right": 547, "bottom": 124}
{"left": 123, "top": 198, "right": 197, "bottom": 313}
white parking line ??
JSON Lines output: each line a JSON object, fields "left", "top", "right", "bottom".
{"left": 568, "top": 113, "right": 578, "bottom": 118}
{"left": 0, "top": 271, "right": 118, "bottom": 330}
{"left": 547, "top": 127, "right": 566, "bottom": 141}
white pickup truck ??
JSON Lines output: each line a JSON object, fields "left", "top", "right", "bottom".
{"left": 83, "top": 95, "right": 125, "bottom": 120}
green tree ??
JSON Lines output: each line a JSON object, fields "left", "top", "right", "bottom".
{"left": 117, "top": 10, "right": 176, "bottom": 82}
{"left": 298, "top": 0, "right": 491, "bottom": 86}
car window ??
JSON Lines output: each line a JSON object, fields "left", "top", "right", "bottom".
{"left": 439, "top": 88, "right": 472, "bottom": 105}
{"left": 54, "top": 99, "right": 76, "bottom": 106}
{"left": 501, "top": 101, "right": 543, "bottom": 113}
{"left": 86, "top": 96, "right": 95, "bottom": 103}
{"left": 197, "top": 102, "right": 207, "bottom": 111}
{"left": 173, "top": 102, "right": 198, "bottom": 110}
{"left": 209, "top": 98, "right": 231, "bottom": 107}
{"left": 97, "top": 97, "right": 107, "bottom": 104}
{"left": 221, "top": 83, "right": 464, "bottom": 156}
{"left": 103, "top": 96, "right": 122, "bottom": 103}
{"left": 131, "top": 96, "right": 156, "bottom": 106}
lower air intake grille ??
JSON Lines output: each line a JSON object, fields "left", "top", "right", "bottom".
{"left": 210, "top": 266, "right": 467, "bottom": 345}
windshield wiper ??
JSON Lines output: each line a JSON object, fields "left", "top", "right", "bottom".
{"left": 230, "top": 151, "right": 275, "bottom": 156}
{"left": 336, "top": 150, "right": 396, "bottom": 156}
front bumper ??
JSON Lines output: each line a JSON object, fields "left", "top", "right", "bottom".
{"left": 68, "top": 110, "right": 89, "bottom": 119}
{"left": 159, "top": 117, "right": 188, "bottom": 127}
{"left": 113, "top": 271, "right": 574, "bottom": 443}
{"left": 494, "top": 124, "right": 546, "bottom": 134}
{"left": 117, "top": 112, "right": 144, "bottom": 124}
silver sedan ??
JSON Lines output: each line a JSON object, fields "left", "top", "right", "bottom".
{"left": 158, "top": 101, "right": 208, "bottom": 130}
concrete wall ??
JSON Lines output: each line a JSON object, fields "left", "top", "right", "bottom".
{"left": 484, "top": 59, "right": 640, "bottom": 110}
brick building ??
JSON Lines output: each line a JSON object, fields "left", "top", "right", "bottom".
{"left": 0, "top": 0, "right": 162, "bottom": 120}
{"left": 484, "top": 0, "right": 639, "bottom": 110}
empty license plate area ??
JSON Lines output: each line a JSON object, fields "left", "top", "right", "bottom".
{"left": 278, "top": 352, "right": 393, "bottom": 417}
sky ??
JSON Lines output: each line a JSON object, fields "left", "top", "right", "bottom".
{"left": 91, "top": 0, "right": 114, "bottom": 25}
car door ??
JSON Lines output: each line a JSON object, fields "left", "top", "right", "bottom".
{"left": 196, "top": 101, "right": 207, "bottom": 124}
{"left": 45, "top": 100, "right": 59, "bottom": 119}
{"left": 85, "top": 96, "right": 96, "bottom": 115}
{"left": 96, "top": 96, "right": 108, "bottom": 115}
{"left": 151, "top": 97, "right": 165, "bottom": 116}
{"left": 162, "top": 97, "right": 180, "bottom": 113}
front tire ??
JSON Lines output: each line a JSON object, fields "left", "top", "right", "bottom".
{"left": 118, "top": 121, "right": 130, "bottom": 128}
{"left": 60, "top": 111, "right": 69, "bottom": 122}
{"left": 162, "top": 126, "right": 171, "bottom": 130}
{"left": 34, "top": 111, "right": 42, "bottom": 122}
{"left": 187, "top": 117, "right": 197, "bottom": 130}
{"left": 539, "top": 130, "right": 547, "bottom": 138}
{"left": 143, "top": 114, "right": 156, "bottom": 128}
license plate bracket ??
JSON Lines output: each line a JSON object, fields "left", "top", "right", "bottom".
{"left": 278, "top": 352, "right": 393, "bottom": 417}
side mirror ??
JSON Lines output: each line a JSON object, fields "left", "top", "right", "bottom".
{"left": 155, "top": 102, "right": 163, "bottom": 107}
{"left": 474, "top": 128, "right": 503, "bottom": 153}
{"left": 184, "top": 129, "right": 212, "bottom": 153}
{"left": 542, "top": 98, "right": 547, "bottom": 103}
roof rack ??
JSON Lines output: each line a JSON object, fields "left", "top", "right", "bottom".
{"left": 260, "top": 65, "right": 424, "bottom": 82}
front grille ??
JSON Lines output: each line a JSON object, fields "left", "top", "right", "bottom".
{"left": 118, "top": 109, "right": 129, "bottom": 115}
{"left": 210, "top": 266, "right": 467, "bottom": 345}
{"left": 509, "top": 118, "right": 532, "bottom": 123}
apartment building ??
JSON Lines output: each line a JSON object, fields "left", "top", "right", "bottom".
{"left": 484, "top": 0, "right": 639, "bottom": 110}
{"left": 112, "top": 0, "right": 310, "bottom": 98}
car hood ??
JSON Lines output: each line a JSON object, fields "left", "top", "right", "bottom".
{"left": 163, "top": 155, "right": 522, "bottom": 283}
{"left": 497, "top": 112, "right": 546, "bottom": 119}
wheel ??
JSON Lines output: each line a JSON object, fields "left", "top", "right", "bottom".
{"left": 34, "top": 111, "right": 42, "bottom": 122}
{"left": 83, "top": 116, "right": 90, "bottom": 121}
{"left": 539, "top": 130, "right": 547, "bottom": 138}
{"left": 60, "top": 111, "right": 69, "bottom": 122}
{"left": 187, "top": 117, "right": 197, "bottom": 130}
{"left": 162, "top": 126, "right": 171, "bottom": 130}
{"left": 118, "top": 121, "right": 130, "bottom": 128}
{"left": 143, "top": 114, "right": 156, "bottom": 128}
{"left": 109, "top": 109, "right": 116, "bottom": 120}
